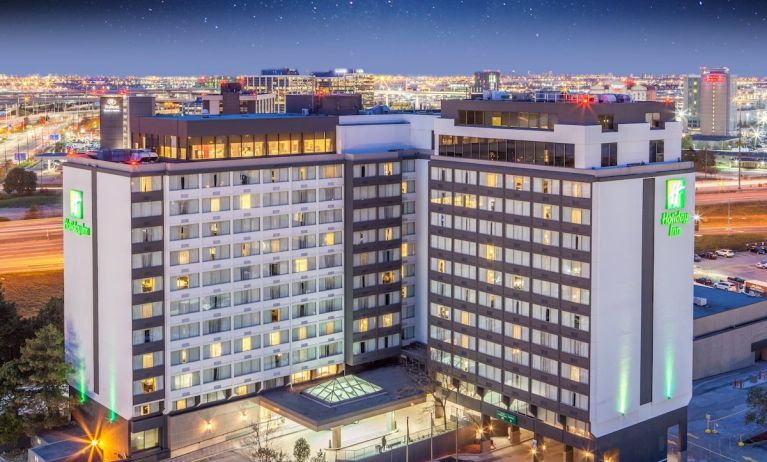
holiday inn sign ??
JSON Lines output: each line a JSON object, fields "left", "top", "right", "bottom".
{"left": 660, "top": 178, "right": 689, "bottom": 237}
{"left": 64, "top": 189, "right": 91, "bottom": 237}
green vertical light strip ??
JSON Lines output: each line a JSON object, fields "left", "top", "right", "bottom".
{"left": 108, "top": 355, "right": 117, "bottom": 422}
{"left": 618, "top": 368, "right": 628, "bottom": 415}
{"left": 665, "top": 348, "right": 674, "bottom": 399}
{"left": 78, "top": 364, "right": 87, "bottom": 404}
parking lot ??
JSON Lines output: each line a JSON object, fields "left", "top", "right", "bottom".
{"left": 694, "top": 250, "right": 767, "bottom": 284}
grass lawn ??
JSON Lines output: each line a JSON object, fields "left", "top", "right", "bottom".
{"left": 695, "top": 233, "right": 767, "bottom": 253}
{"left": 0, "top": 191, "right": 62, "bottom": 209}
{"left": 0, "top": 270, "right": 63, "bottom": 318}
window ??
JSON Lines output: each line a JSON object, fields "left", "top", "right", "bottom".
{"left": 133, "top": 277, "right": 162, "bottom": 294}
{"left": 504, "top": 372, "right": 528, "bottom": 391}
{"left": 533, "top": 178, "right": 560, "bottom": 195}
{"left": 562, "top": 285, "right": 590, "bottom": 305}
{"left": 132, "top": 302, "right": 162, "bottom": 320}
{"left": 532, "top": 380, "right": 558, "bottom": 401}
{"left": 562, "top": 207, "right": 590, "bottom": 225}
{"left": 562, "top": 312, "right": 590, "bottom": 332}
{"left": 133, "top": 376, "right": 163, "bottom": 395}
{"left": 505, "top": 347, "right": 529, "bottom": 366}
{"left": 532, "top": 304, "right": 559, "bottom": 324}
{"left": 170, "top": 322, "right": 199, "bottom": 340}
{"left": 601, "top": 142, "right": 618, "bottom": 167}
{"left": 132, "top": 226, "right": 162, "bottom": 243}
{"left": 533, "top": 203, "right": 559, "bottom": 220}
{"left": 131, "top": 176, "right": 162, "bottom": 193}
{"left": 131, "top": 201, "right": 162, "bottom": 218}
{"left": 598, "top": 114, "right": 615, "bottom": 131}
{"left": 562, "top": 181, "right": 591, "bottom": 198}
{"left": 650, "top": 140, "right": 665, "bottom": 163}
{"left": 562, "top": 362, "right": 589, "bottom": 384}
{"left": 562, "top": 338, "right": 590, "bottom": 358}
{"left": 171, "top": 347, "right": 200, "bottom": 365}
{"left": 507, "top": 175, "right": 530, "bottom": 191}
{"left": 532, "top": 279, "right": 559, "bottom": 298}
{"left": 562, "top": 259, "right": 590, "bottom": 278}
{"left": 130, "top": 428, "right": 160, "bottom": 452}
{"left": 533, "top": 228, "right": 559, "bottom": 246}
{"left": 562, "top": 233, "right": 590, "bottom": 252}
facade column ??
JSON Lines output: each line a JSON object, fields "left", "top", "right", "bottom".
{"left": 386, "top": 411, "right": 396, "bottom": 431}
{"left": 533, "top": 434, "right": 544, "bottom": 462}
{"left": 563, "top": 445, "right": 574, "bottom": 462}
{"left": 331, "top": 426, "right": 342, "bottom": 449}
{"left": 508, "top": 425, "right": 521, "bottom": 444}
{"left": 678, "top": 419, "right": 688, "bottom": 453}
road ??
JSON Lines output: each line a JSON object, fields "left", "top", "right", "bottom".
{"left": 0, "top": 217, "right": 62, "bottom": 274}
{"left": 696, "top": 189, "right": 767, "bottom": 205}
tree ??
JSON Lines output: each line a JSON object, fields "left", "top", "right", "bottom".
{"left": 746, "top": 387, "right": 767, "bottom": 426}
{"left": 309, "top": 449, "right": 326, "bottom": 462}
{"left": 2, "top": 167, "right": 37, "bottom": 195}
{"left": 243, "top": 419, "right": 291, "bottom": 462}
{"left": 0, "top": 324, "right": 72, "bottom": 445}
{"left": 0, "top": 286, "right": 31, "bottom": 364}
{"left": 32, "top": 297, "right": 64, "bottom": 333}
{"left": 293, "top": 438, "right": 310, "bottom": 462}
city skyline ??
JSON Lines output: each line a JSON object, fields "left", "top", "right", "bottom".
{"left": 3, "top": 0, "right": 767, "bottom": 76}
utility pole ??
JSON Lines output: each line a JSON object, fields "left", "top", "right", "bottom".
{"left": 738, "top": 99, "right": 743, "bottom": 190}
{"left": 405, "top": 416, "right": 409, "bottom": 462}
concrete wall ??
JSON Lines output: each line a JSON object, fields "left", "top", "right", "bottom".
{"left": 96, "top": 172, "right": 135, "bottom": 420}
{"left": 693, "top": 299, "right": 767, "bottom": 379}
{"left": 168, "top": 398, "right": 259, "bottom": 457}
{"left": 590, "top": 171, "right": 694, "bottom": 437}
{"left": 63, "top": 166, "right": 96, "bottom": 400}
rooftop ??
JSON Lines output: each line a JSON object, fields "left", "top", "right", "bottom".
{"left": 693, "top": 285, "right": 763, "bottom": 319}
{"left": 259, "top": 366, "right": 426, "bottom": 431}
{"left": 302, "top": 375, "right": 385, "bottom": 406}
{"left": 145, "top": 112, "right": 327, "bottom": 121}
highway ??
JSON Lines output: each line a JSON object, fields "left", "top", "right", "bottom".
{"left": 696, "top": 188, "right": 767, "bottom": 205}
{"left": 0, "top": 217, "right": 62, "bottom": 274}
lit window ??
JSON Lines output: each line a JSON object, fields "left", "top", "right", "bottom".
{"left": 141, "top": 278, "right": 154, "bottom": 293}
{"left": 269, "top": 331, "right": 281, "bottom": 346}
{"left": 176, "top": 275, "right": 189, "bottom": 290}
{"left": 209, "top": 198, "right": 221, "bottom": 212}
{"left": 209, "top": 342, "right": 222, "bottom": 358}
{"left": 242, "top": 336, "right": 252, "bottom": 352}
{"left": 381, "top": 313, "right": 393, "bottom": 328}
{"left": 240, "top": 194, "right": 252, "bottom": 209}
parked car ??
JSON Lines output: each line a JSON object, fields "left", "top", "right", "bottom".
{"left": 694, "top": 254, "right": 703, "bottom": 263}
{"left": 749, "top": 245, "right": 767, "bottom": 254}
{"left": 701, "top": 252, "right": 718, "bottom": 260}
{"left": 695, "top": 277, "right": 713, "bottom": 286}
{"left": 757, "top": 260, "right": 767, "bottom": 269}
{"left": 715, "top": 249, "right": 735, "bottom": 258}
{"left": 713, "top": 281, "right": 737, "bottom": 291}
{"left": 728, "top": 276, "right": 746, "bottom": 286}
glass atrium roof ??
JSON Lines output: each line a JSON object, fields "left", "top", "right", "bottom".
{"left": 302, "top": 375, "right": 384, "bottom": 405}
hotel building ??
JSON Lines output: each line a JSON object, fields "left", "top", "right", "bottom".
{"left": 64, "top": 95, "right": 692, "bottom": 462}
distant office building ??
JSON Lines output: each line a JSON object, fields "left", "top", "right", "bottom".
{"left": 241, "top": 69, "right": 374, "bottom": 112}
{"left": 99, "top": 95, "right": 154, "bottom": 150}
{"left": 312, "top": 69, "right": 375, "bottom": 108}
{"left": 285, "top": 94, "right": 362, "bottom": 116}
{"left": 201, "top": 82, "right": 276, "bottom": 115}
{"left": 472, "top": 70, "right": 501, "bottom": 96}
{"left": 682, "top": 75, "right": 701, "bottom": 130}
{"left": 261, "top": 68, "right": 301, "bottom": 76}
{"left": 699, "top": 67, "right": 736, "bottom": 136}
{"left": 240, "top": 73, "right": 317, "bottom": 113}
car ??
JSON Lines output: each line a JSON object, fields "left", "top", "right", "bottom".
{"left": 727, "top": 276, "right": 746, "bottom": 286}
{"left": 694, "top": 254, "right": 703, "bottom": 263}
{"left": 757, "top": 261, "right": 767, "bottom": 269}
{"left": 748, "top": 244, "right": 767, "bottom": 254}
{"left": 695, "top": 277, "right": 713, "bottom": 286}
{"left": 701, "top": 252, "right": 718, "bottom": 260}
{"left": 713, "top": 281, "right": 737, "bottom": 291}
{"left": 127, "top": 150, "right": 159, "bottom": 164}
{"left": 715, "top": 249, "right": 735, "bottom": 258}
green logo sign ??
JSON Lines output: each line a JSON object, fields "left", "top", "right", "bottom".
{"left": 495, "top": 410, "right": 518, "bottom": 425}
{"left": 665, "top": 179, "right": 686, "bottom": 210}
{"left": 69, "top": 189, "right": 83, "bottom": 219}
{"left": 64, "top": 189, "right": 91, "bottom": 237}
{"left": 64, "top": 218, "right": 91, "bottom": 236}
{"left": 660, "top": 178, "right": 689, "bottom": 237}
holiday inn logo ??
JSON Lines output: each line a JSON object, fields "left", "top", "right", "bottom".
{"left": 69, "top": 189, "right": 83, "bottom": 219}
{"left": 64, "top": 189, "right": 91, "bottom": 237}
{"left": 665, "top": 178, "right": 686, "bottom": 210}
{"left": 660, "top": 178, "right": 689, "bottom": 237}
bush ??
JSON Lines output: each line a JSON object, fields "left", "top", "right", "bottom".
{"left": 3, "top": 168, "right": 37, "bottom": 195}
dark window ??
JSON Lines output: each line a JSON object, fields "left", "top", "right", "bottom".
{"left": 649, "top": 140, "right": 664, "bottom": 163}
{"left": 598, "top": 115, "right": 615, "bottom": 131}
{"left": 601, "top": 143, "right": 618, "bottom": 167}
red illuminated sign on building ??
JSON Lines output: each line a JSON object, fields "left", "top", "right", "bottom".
{"left": 703, "top": 74, "right": 726, "bottom": 83}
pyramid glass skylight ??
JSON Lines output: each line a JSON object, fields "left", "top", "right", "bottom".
{"left": 303, "top": 375, "right": 384, "bottom": 405}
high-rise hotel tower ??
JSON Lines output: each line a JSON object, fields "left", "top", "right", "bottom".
{"left": 64, "top": 94, "right": 692, "bottom": 462}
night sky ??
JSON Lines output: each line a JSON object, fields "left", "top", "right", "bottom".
{"left": 3, "top": 0, "right": 767, "bottom": 76}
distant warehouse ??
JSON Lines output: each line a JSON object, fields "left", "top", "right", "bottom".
{"left": 693, "top": 285, "right": 767, "bottom": 379}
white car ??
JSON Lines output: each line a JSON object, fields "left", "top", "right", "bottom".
{"left": 715, "top": 249, "right": 735, "bottom": 258}
{"left": 713, "top": 281, "right": 737, "bottom": 291}
{"left": 756, "top": 260, "right": 767, "bottom": 269}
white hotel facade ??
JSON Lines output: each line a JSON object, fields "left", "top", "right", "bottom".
{"left": 64, "top": 96, "right": 693, "bottom": 462}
